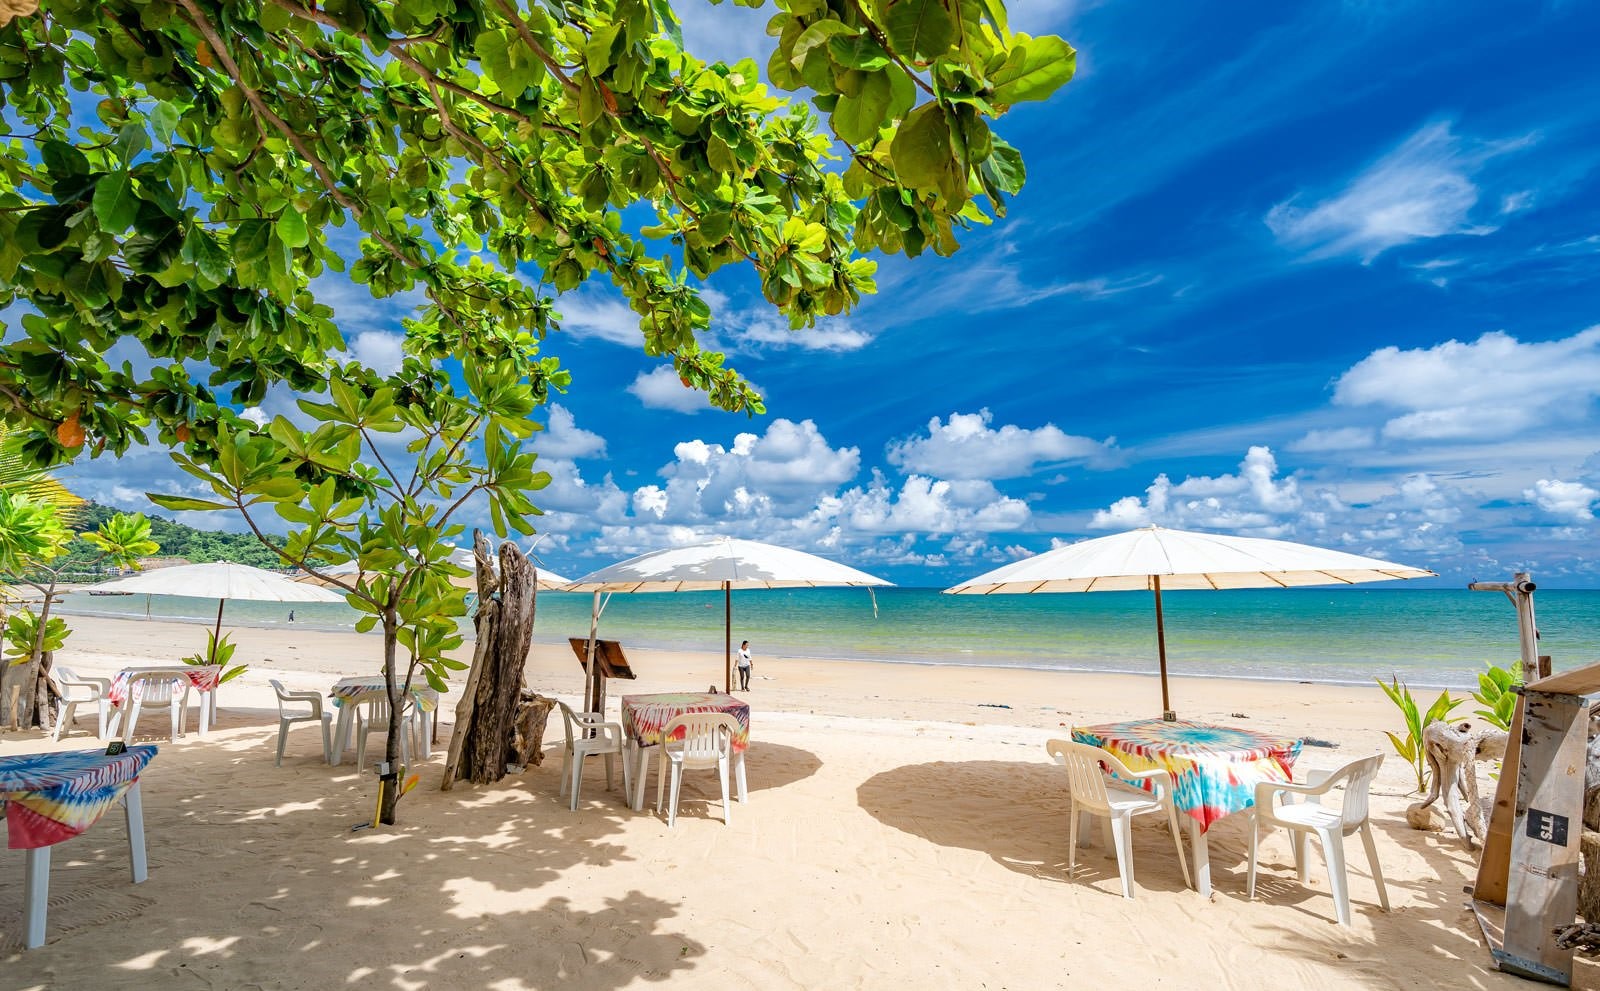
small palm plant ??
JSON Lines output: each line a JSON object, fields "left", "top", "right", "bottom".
{"left": 1377, "top": 675, "right": 1464, "bottom": 794}
{"left": 1471, "top": 662, "right": 1522, "bottom": 731}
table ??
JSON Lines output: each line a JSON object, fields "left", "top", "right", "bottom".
{"left": 1072, "top": 719, "right": 1301, "bottom": 897}
{"left": 327, "top": 677, "right": 441, "bottom": 767}
{"left": 109, "top": 665, "right": 224, "bottom": 739}
{"left": 620, "top": 692, "right": 750, "bottom": 812}
{"left": 0, "top": 746, "right": 156, "bottom": 948}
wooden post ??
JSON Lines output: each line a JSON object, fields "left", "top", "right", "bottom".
{"left": 1153, "top": 576, "right": 1173, "bottom": 720}
{"left": 724, "top": 582, "right": 732, "bottom": 694}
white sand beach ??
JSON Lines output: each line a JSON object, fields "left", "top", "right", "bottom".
{"left": 0, "top": 614, "right": 1591, "bottom": 989}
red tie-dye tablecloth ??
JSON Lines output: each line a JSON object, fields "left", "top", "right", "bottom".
{"left": 0, "top": 746, "right": 157, "bottom": 849}
{"left": 621, "top": 692, "right": 750, "bottom": 752}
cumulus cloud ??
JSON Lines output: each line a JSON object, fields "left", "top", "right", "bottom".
{"left": 1524, "top": 479, "right": 1598, "bottom": 521}
{"left": 1265, "top": 120, "right": 1532, "bottom": 262}
{"left": 634, "top": 419, "right": 861, "bottom": 522}
{"left": 535, "top": 404, "right": 606, "bottom": 459}
{"left": 1332, "top": 327, "right": 1600, "bottom": 441}
{"left": 1090, "top": 446, "right": 1302, "bottom": 534}
{"left": 887, "top": 410, "right": 1117, "bottom": 480}
{"left": 346, "top": 330, "right": 405, "bottom": 376}
{"left": 628, "top": 366, "right": 712, "bottom": 414}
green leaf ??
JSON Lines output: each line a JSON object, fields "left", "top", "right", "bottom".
{"left": 92, "top": 171, "right": 139, "bottom": 231}
{"left": 149, "top": 103, "right": 181, "bottom": 145}
{"left": 885, "top": 0, "right": 956, "bottom": 61}
{"left": 278, "top": 208, "right": 309, "bottom": 248}
{"left": 147, "top": 493, "right": 234, "bottom": 512}
{"left": 829, "top": 34, "right": 891, "bottom": 71}
{"left": 990, "top": 35, "right": 1077, "bottom": 106}
{"left": 834, "top": 71, "right": 892, "bottom": 145}
{"left": 889, "top": 101, "right": 955, "bottom": 195}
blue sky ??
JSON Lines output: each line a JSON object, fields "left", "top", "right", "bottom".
{"left": 56, "top": 0, "right": 1600, "bottom": 587}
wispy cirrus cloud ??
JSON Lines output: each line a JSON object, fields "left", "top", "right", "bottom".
{"left": 1265, "top": 120, "right": 1536, "bottom": 262}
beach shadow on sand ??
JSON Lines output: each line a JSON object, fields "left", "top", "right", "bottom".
{"left": 856, "top": 758, "right": 1192, "bottom": 894}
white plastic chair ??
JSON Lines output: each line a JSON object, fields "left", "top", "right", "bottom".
{"left": 1047, "top": 739, "right": 1192, "bottom": 898}
{"left": 269, "top": 679, "right": 333, "bottom": 766}
{"left": 112, "top": 671, "right": 191, "bottom": 743}
{"left": 1246, "top": 753, "right": 1389, "bottom": 926}
{"left": 354, "top": 695, "right": 417, "bottom": 771}
{"left": 557, "top": 701, "right": 630, "bottom": 811}
{"left": 48, "top": 665, "right": 111, "bottom": 741}
{"left": 657, "top": 712, "right": 740, "bottom": 827}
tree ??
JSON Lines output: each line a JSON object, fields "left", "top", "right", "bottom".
{"left": 0, "top": 0, "right": 1076, "bottom": 818}
{"left": 0, "top": 495, "right": 156, "bottom": 729}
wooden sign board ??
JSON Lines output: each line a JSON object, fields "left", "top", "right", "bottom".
{"left": 569, "top": 638, "right": 637, "bottom": 681}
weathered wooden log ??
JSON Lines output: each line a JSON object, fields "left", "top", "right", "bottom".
{"left": 1582, "top": 830, "right": 1600, "bottom": 924}
{"left": 456, "top": 540, "right": 538, "bottom": 785}
{"left": 509, "top": 693, "right": 556, "bottom": 767}
{"left": 440, "top": 532, "right": 500, "bottom": 791}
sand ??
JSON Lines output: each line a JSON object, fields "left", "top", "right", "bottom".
{"left": 0, "top": 614, "right": 1590, "bottom": 989}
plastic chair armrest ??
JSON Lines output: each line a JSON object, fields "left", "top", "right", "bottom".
{"left": 1255, "top": 774, "right": 1338, "bottom": 808}
{"left": 1112, "top": 766, "right": 1178, "bottom": 801}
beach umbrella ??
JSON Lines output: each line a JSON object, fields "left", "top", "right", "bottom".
{"left": 567, "top": 536, "right": 892, "bottom": 698}
{"left": 295, "top": 545, "right": 573, "bottom": 591}
{"left": 944, "top": 525, "right": 1435, "bottom": 718}
{"left": 89, "top": 561, "right": 346, "bottom": 662}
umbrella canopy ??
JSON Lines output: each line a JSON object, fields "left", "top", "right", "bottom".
{"left": 568, "top": 536, "right": 891, "bottom": 697}
{"left": 945, "top": 525, "right": 1435, "bottom": 716}
{"left": 90, "top": 561, "right": 346, "bottom": 662}
{"left": 294, "top": 546, "right": 573, "bottom": 591}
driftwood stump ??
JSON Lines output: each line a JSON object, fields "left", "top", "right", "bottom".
{"left": 440, "top": 533, "right": 539, "bottom": 789}
{"left": 509, "top": 693, "right": 556, "bottom": 767}
{"left": 1413, "top": 720, "right": 1507, "bottom": 847}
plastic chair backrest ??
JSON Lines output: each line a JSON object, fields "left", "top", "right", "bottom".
{"left": 48, "top": 665, "right": 75, "bottom": 691}
{"left": 557, "top": 701, "right": 579, "bottom": 747}
{"left": 1047, "top": 739, "right": 1128, "bottom": 815}
{"left": 664, "top": 712, "right": 737, "bottom": 763}
{"left": 269, "top": 678, "right": 290, "bottom": 703}
{"left": 1324, "top": 753, "right": 1384, "bottom": 828}
{"left": 365, "top": 695, "right": 394, "bottom": 724}
{"left": 130, "top": 671, "right": 180, "bottom": 703}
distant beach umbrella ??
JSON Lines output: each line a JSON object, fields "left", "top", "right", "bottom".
{"left": 945, "top": 525, "right": 1435, "bottom": 718}
{"left": 88, "top": 561, "right": 346, "bottom": 661}
{"left": 294, "top": 545, "right": 572, "bottom": 591}
{"left": 568, "top": 536, "right": 892, "bottom": 698}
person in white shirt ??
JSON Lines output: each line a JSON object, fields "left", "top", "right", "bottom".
{"left": 736, "top": 640, "right": 752, "bottom": 691}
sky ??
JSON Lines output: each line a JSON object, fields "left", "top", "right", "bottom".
{"left": 51, "top": 0, "right": 1600, "bottom": 588}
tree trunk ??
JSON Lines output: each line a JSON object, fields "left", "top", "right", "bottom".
{"left": 509, "top": 692, "right": 556, "bottom": 767}
{"left": 12, "top": 581, "right": 59, "bottom": 731}
{"left": 378, "top": 610, "right": 401, "bottom": 825}
{"left": 441, "top": 532, "right": 500, "bottom": 790}
{"left": 457, "top": 540, "right": 538, "bottom": 785}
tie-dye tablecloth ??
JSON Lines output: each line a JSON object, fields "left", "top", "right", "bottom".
{"left": 1071, "top": 719, "right": 1300, "bottom": 831}
{"left": 0, "top": 746, "right": 157, "bottom": 849}
{"left": 328, "top": 676, "right": 440, "bottom": 712}
{"left": 107, "top": 666, "right": 223, "bottom": 708}
{"left": 621, "top": 692, "right": 750, "bottom": 752}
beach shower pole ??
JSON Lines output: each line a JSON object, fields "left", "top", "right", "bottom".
{"left": 1153, "top": 575, "right": 1174, "bottom": 720}
{"left": 1468, "top": 572, "right": 1540, "bottom": 681}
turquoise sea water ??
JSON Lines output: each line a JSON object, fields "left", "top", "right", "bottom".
{"left": 54, "top": 586, "right": 1600, "bottom": 689}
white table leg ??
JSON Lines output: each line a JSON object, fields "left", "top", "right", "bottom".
{"left": 22, "top": 845, "right": 51, "bottom": 949}
{"left": 331, "top": 707, "right": 354, "bottom": 767}
{"left": 632, "top": 745, "right": 652, "bottom": 812}
{"left": 733, "top": 750, "right": 748, "bottom": 803}
{"left": 197, "top": 691, "right": 212, "bottom": 738}
{"left": 420, "top": 710, "right": 433, "bottom": 760}
{"left": 1188, "top": 818, "right": 1213, "bottom": 898}
{"left": 124, "top": 782, "right": 148, "bottom": 884}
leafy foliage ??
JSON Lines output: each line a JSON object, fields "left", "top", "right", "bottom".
{"left": 2, "top": 608, "right": 65, "bottom": 665}
{"left": 0, "top": 492, "right": 72, "bottom": 572}
{"left": 182, "top": 629, "right": 245, "bottom": 683}
{"left": 1471, "top": 661, "right": 1522, "bottom": 732}
{"left": 45, "top": 501, "right": 285, "bottom": 576}
{"left": 1376, "top": 675, "right": 1464, "bottom": 795}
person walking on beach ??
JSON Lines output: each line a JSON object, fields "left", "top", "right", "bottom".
{"left": 736, "top": 640, "right": 752, "bottom": 692}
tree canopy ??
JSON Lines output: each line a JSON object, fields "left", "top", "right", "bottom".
{"left": 0, "top": 0, "right": 1074, "bottom": 467}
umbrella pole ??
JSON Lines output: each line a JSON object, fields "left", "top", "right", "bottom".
{"left": 585, "top": 591, "right": 601, "bottom": 714}
{"left": 1153, "top": 576, "right": 1174, "bottom": 721}
{"left": 724, "top": 582, "right": 732, "bottom": 694}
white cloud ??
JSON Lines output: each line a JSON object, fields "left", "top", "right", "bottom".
{"left": 1288, "top": 426, "right": 1375, "bottom": 452}
{"left": 703, "top": 289, "right": 871, "bottom": 352}
{"left": 628, "top": 366, "right": 713, "bottom": 414}
{"left": 346, "top": 330, "right": 405, "bottom": 376}
{"left": 555, "top": 291, "right": 641, "bottom": 346}
{"left": 824, "top": 473, "right": 1031, "bottom": 536}
{"left": 1525, "top": 479, "right": 1598, "bottom": 521}
{"left": 637, "top": 418, "right": 860, "bottom": 522}
{"left": 1089, "top": 446, "right": 1301, "bottom": 534}
{"left": 1333, "top": 327, "right": 1600, "bottom": 441}
{"left": 1265, "top": 120, "right": 1531, "bottom": 262}
{"left": 887, "top": 409, "right": 1116, "bottom": 480}
{"left": 535, "top": 404, "right": 605, "bottom": 459}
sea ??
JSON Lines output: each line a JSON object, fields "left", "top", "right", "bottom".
{"left": 51, "top": 585, "right": 1600, "bottom": 691}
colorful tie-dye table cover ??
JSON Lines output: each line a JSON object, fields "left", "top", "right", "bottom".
{"left": 621, "top": 692, "right": 750, "bottom": 752}
{"left": 1071, "top": 719, "right": 1301, "bottom": 831}
{"left": 328, "top": 676, "right": 441, "bottom": 712}
{"left": 0, "top": 746, "right": 156, "bottom": 849}
{"left": 107, "top": 666, "right": 223, "bottom": 708}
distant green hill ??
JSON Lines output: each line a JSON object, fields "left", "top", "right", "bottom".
{"left": 53, "top": 502, "right": 284, "bottom": 577}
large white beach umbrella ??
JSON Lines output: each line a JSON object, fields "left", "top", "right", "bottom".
{"left": 90, "top": 561, "right": 346, "bottom": 661}
{"left": 567, "top": 536, "right": 892, "bottom": 697}
{"left": 945, "top": 525, "right": 1435, "bottom": 717}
